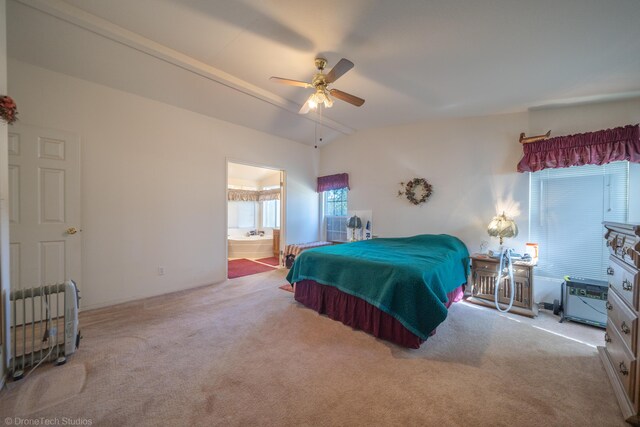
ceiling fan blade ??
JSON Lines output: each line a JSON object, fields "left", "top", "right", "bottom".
{"left": 330, "top": 89, "right": 365, "bottom": 107}
{"left": 270, "top": 77, "right": 312, "bottom": 88}
{"left": 325, "top": 58, "right": 354, "bottom": 83}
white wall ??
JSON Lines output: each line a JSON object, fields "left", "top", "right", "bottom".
{"left": 8, "top": 59, "right": 319, "bottom": 310}
{"left": 228, "top": 177, "right": 259, "bottom": 188}
{"left": 0, "top": 0, "right": 8, "bottom": 382}
{"left": 259, "top": 174, "right": 281, "bottom": 188}
{"left": 320, "top": 113, "right": 531, "bottom": 253}
{"left": 320, "top": 98, "right": 640, "bottom": 304}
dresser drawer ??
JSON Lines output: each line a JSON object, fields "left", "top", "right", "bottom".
{"left": 472, "top": 260, "right": 530, "bottom": 278}
{"left": 608, "top": 255, "right": 640, "bottom": 311}
{"left": 473, "top": 260, "right": 497, "bottom": 273}
{"left": 607, "top": 289, "right": 638, "bottom": 353}
{"left": 512, "top": 266, "right": 530, "bottom": 278}
{"left": 606, "top": 319, "right": 637, "bottom": 402}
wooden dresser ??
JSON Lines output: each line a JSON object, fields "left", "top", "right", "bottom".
{"left": 467, "top": 254, "right": 538, "bottom": 317}
{"left": 599, "top": 222, "right": 640, "bottom": 424}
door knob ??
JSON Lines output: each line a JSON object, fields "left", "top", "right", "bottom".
{"left": 66, "top": 227, "right": 80, "bottom": 235}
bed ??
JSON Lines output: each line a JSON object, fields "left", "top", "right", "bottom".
{"left": 286, "top": 234, "right": 470, "bottom": 348}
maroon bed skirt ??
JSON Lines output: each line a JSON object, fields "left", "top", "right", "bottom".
{"left": 294, "top": 280, "right": 465, "bottom": 349}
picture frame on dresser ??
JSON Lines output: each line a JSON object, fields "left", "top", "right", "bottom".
{"left": 598, "top": 222, "right": 640, "bottom": 425}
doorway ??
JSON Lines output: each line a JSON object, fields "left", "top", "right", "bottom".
{"left": 8, "top": 124, "right": 82, "bottom": 292}
{"left": 226, "top": 161, "right": 285, "bottom": 279}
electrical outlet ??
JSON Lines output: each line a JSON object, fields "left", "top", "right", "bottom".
{"left": 158, "top": 266, "right": 165, "bottom": 276}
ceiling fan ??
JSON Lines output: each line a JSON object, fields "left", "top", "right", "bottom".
{"left": 270, "top": 57, "right": 365, "bottom": 114}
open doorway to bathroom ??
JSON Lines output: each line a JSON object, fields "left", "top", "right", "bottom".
{"left": 226, "top": 161, "right": 285, "bottom": 279}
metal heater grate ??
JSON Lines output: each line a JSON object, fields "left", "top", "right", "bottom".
{"left": 9, "top": 280, "right": 80, "bottom": 380}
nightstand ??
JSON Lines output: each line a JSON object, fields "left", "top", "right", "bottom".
{"left": 467, "top": 253, "right": 538, "bottom": 317}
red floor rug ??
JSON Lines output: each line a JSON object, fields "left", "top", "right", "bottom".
{"left": 228, "top": 258, "right": 276, "bottom": 279}
{"left": 279, "top": 284, "right": 294, "bottom": 293}
{"left": 255, "top": 256, "right": 280, "bottom": 266}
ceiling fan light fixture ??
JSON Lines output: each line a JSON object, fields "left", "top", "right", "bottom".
{"left": 324, "top": 93, "right": 334, "bottom": 108}
{"left": 306, "top": 89, "right": 333, "bottom": 111}
{"left": 272, "top": 57, "right": 362, "bottom": 114}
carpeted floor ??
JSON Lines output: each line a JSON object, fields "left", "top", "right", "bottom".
{"left": 255, "top": 256, "right": 280, "bottom": 267}
{"left": 227, "top": 258, "right": 275, "bottom": 278}
{"left": 0, "top": 268, "right": 625, "bottom": 426}
{"left": 278, "top": 283, "right": 294, "bottom": 293}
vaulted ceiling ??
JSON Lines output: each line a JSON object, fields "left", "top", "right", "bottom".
{"left": 7, "top": 0, "right": 640, "bottom": 145}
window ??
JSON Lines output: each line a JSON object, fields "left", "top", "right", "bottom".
{"left": 325, "top": 188, "right": 348, "bottom": 216}
{"left": 529, "top": 161, "right": 628, "bottom": 281}
{"left": 228, "top": 201, "right": 257, "bottom": 228}
{"left": 323, "top": 188, "right": 348, "bottom": 242}
{"left": 262, "top": 200, "right": 280, "bottom": 228}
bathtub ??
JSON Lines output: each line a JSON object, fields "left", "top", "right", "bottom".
{"left": 228, "top": 235, "right": 274, "bottom": 259}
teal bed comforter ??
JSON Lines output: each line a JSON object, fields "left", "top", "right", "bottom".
{"left": 286, "top": 234, "right": 470, "bottom": 340}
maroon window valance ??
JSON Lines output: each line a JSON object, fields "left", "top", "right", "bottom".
{"left": 317, "top": 173, "right": 350, "bottom": 193}
{"left": 517, "top": 124, "right": 640, "bottom": 173}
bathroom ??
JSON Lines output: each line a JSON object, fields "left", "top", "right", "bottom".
{"left": 227, "top": 162, "right": 283, "bottom": 275}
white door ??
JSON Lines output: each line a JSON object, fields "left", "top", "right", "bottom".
{"left": 8, "top": 124, "right": 81, "bottom": 291}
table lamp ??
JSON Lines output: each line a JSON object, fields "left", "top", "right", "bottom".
{"left": 487, "top": 212, "right": 518, "bottom": 246}
{"left": 347, "top": 215, "right": 362, "bottom": 241}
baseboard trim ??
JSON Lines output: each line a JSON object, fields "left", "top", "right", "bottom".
{"left": 465, "top": 296, "right": 538, "bottom": 318}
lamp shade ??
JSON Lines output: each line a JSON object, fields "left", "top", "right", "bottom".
{"left": 347, "top": 215, "right": 362, "bottom": 229}
{"left": 487, "top": 212, "right": 518, "bottom": 245}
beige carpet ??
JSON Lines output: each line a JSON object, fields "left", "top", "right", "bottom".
{"left": 0, "top": 269, "right": 625, "bottom": 426}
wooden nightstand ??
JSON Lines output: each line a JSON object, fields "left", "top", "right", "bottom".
{"left": 467, "top": 253, "right": 538, "bottom": 317}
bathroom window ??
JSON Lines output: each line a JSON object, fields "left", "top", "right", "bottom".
{"left": 323, "top": 188, "right": 348, "bottom": 242}
{"left": 262, "top": 200, "right": 280, "bottom": 228}
{"left": 228, "top": 201, "right": 257, "bottom": 228}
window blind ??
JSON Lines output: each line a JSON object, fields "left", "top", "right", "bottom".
{"left": 529, "top": 161, "right": 628, "bottom": 281}
{"left": 262, "top": 200, "right": 280, "bottom": 228}
{"left": 228, "top": 201, "right": 257, "bottom": 228}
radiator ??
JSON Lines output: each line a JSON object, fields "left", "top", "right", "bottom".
{"left": 9, "top": 280, "right": 81, "bottom": 380}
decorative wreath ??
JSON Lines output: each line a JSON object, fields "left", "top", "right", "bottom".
{"left": 0, "top": 95, "right": 18, "bottom": 125}
{"left": 398, "top": 178, "right": 433, "bottom": 205}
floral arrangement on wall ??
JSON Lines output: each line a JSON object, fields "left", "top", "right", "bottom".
{"left": 0, "top": 95, "right": 18, "bottom": 125}
{"left": 398, "top": 178, "right": 433, "bottom": 205}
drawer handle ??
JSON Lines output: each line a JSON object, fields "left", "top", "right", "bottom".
{"left": 605, "top": 333, "right": 611, "bottom": 343}
{"left": 621, "top": 321, "right": 631, "bottom": 334}
{"left": 607, "top": 267, "right": 614, "bottom": 276}
{"left": 622, "top": 279, "right": 633, "bottom": 292}
{"left": 619, "top": 362, "right": 629, "bottom": 376}
{"left": 606, "top": 301, "right": 613, "bottom": 311}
